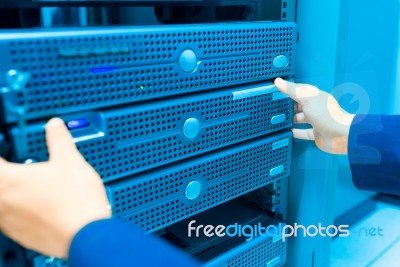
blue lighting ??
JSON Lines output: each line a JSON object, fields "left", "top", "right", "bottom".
{"left": 90, "top": 66, "right": 118, "bottom": 74}
{"left": 67, "top": 118, "right": 90, "bottom": 130}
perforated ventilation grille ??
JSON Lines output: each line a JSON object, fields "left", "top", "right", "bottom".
{"left": 281, "top": 0, "right": 289, "bottom": 21}
{"left": 2, "top": 22, "right": 296, "bottom": 122}
{"left": 109, "top": 132, "right": 291, "bottom": 232}
{"left": 221, "top": 236, "right": 286, "bottom": 267}
{"left": 15, "top": 91, "right": 292, "bottom": 182}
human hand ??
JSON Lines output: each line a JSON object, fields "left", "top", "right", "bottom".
{"left": 0, "top": 118, "right": 111, "bottom": 258}
{"left": 274, "top": 78, "right": 355, "bottom": 154}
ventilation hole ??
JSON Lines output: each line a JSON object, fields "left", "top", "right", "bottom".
{"left": 6, "top": 24, "right": 295, "bottom": 122}
{"left": 226, "top": 237, "right": 286, "bottom": 266}
{"left": 110, "top": 133, "right": 291, "bottom": 232}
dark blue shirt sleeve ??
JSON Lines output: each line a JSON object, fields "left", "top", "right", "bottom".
{"left": 348, "top": 114, "right": 400, "bottom": 195}
{"left": 68, "top": 218, "right": 200, "bottom": 267}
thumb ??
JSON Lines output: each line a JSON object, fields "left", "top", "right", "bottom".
{"left": 45, "top": 118, "right": 80, "bottom": 162}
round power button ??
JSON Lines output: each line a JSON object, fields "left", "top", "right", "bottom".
{"left": 185, "top": 181, "right": 202, "bottom": 200}
{"left": 179, "top": 49, "right": 198, "bottom": 73}
{"left": 272, "top": 55, "right": 288, "bottom": 69}
{"left": 183, "top": 118, "right": 200, "bottom": 139}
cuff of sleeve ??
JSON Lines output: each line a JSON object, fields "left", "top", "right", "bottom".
{"left": 348, "top": 114, "right": 383, "bottom": 191}
{"left": 348, "top": 114, "right": 383, "bottom": 166}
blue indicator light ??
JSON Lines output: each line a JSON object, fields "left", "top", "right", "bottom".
{"left": 67, "top": 118, "right": 90, "bottom": 130}
{"left": 90, "top": 66, "right": 118, "bottom": 74}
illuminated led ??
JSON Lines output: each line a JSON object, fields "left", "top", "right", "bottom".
{"left": 67, "top": 118, "right": 90, "bottom": 130}
{"left": 90, "top": 66, "right": 118, "bottom": 73}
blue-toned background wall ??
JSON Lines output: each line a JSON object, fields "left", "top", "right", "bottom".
{"left": 289, "top": 0, "right": 399, "bottom": 266}
{"left": 333, "top": 0, "right": 399, "bottom": 224}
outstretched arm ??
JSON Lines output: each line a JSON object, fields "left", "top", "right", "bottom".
{"left": 274, "top": 78, "right": 400, "bottom": 195}
{"left": 0, "top": 118, "right": 199, "bottom": 266}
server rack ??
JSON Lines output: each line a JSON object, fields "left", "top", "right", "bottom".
{"left": 0, "top": 1, "right": 297, "bottom": 267}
